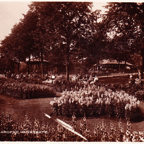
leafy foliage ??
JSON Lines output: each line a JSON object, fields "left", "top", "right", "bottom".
{"left": 104, "top": 2, "right": 144, "bottom": 79}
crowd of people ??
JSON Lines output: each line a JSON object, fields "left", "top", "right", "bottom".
{"left": 70, "top": 74, "right": 99, "bottom": 85}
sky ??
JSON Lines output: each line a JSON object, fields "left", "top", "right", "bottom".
{"left": 0, "top": 1, "right": 107, "bottom": 42}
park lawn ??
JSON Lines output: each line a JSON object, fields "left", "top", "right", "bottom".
{"left": 1, "top": 93, "right": 144, "bottom": 134}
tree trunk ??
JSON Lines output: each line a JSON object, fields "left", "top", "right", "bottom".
{"left": 66, "top": 43, "right": 70, "bottom": 81}
{"left": 97, "top": 53, "right": 100, "bottom": 74}
{"left": 18, "top": 52, "right": 20, "bottom": 74}
{"left": 124, "top": 60, "right": 126, "bottom": 73}
{"left": 66, "top": 62, "right": 69, "bottom": 81}
{"left": 18, "top": 63, "right": 20, "bottom": 74}
{"left": 141, "top": 20, "right": 144, "bottom": 84}
{"left": 41, "top": 49, "right": 44, "bottom": 76}
{"left": 81, "top": 53, "right": 83, "bottom": 74}
{"left": 28, "top": 54, "right": 30, "bottom": 74}
{"left": 141, "top": 48, "right": 144, "bottom": 85}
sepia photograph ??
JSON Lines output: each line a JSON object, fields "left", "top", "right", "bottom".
{"left": 1, "top": 0, "right": 144, "bottom": 142}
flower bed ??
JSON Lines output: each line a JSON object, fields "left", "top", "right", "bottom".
{"left": 51, "top": 75, "right": 144, "bottom": 98}
{"left": 50, "top": 85, "right": 141, "bottom": 120}
{"left": 0, "top": 112, "right": 144, "bottom": 141}
{"left": 0, "top": 81, "right": 56, "bottom": 99}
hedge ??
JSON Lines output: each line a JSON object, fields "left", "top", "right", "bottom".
{"left": 0, "top": 81, "right": 56, "bottom": 99}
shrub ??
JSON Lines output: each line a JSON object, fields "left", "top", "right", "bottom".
{"left": 0, "top": 81, "right": 56, "bottom": 99}
{"left": 135, "top": 90, "right": 144, "bottom": 100}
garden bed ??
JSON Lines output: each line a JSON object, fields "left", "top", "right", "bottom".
{"left": 50, "top": 85, "right": 143, "bottom": 121}
{"left": 0, "top": 80, "right": 56, "bottom": 99}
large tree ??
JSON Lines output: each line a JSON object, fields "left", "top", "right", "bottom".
{"left": 105, "top": 2, "right": 144, "bottom": 81}
{"left": 1, "top": 8, "right": 38, "bottom": 73}
{"left": 1, "top": 2, "right": 103, "bottom": 77}
{"left": 29, "top": 2, "right": 97, "bottom": 80}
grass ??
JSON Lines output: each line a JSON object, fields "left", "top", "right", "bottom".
{"left": 1, "top": 92, "right": 144, "bottom": 134}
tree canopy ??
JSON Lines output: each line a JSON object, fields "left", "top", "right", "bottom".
{"left": 28, "top": 2, "right": 100, "bottom": 80}
{"left": 1, "top": 2, "right": 103, "bottom": 78}
{"left": 104, "top": 2, "right": 144, "bottom": 79}
{"left": 3, "top": 2, "right": 144, "bottom": 78}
